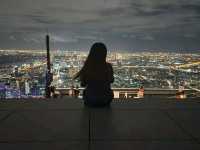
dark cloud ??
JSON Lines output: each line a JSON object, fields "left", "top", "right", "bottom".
{"left": 0, "top": 0, "right": 200, "bottom": 51}
{"left": 26, "top": 14, "right": 65, "bottom": 25}
{"left": 181, "top": 4, "right": 200, "bottom": 13}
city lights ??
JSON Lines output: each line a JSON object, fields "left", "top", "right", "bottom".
{"left": 0, "top": 49, "right": 199, "bottom": 99}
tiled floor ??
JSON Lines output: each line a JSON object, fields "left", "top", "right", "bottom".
{"left": 0, "top": 98, "right": 200, "bottom": 150}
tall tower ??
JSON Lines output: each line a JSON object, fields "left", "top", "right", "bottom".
{"left": 45, "top": 34, "right": 52, "bottom": 98}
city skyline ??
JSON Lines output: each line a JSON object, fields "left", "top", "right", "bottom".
{"left": 0, "top": 48, "right": 200, "bottom": 54}
{"left": 0, "top": 49, "right": 199, "bottom": 99}
{"left": 0, "top": 0, "right": 200, "bottom": 51}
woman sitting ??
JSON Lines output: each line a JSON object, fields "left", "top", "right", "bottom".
{"left": 74, "top": 42, "right": 114, "bottom": 107}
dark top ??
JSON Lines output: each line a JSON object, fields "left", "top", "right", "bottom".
{"left": 80, "top": 63, "right": 114, "bottom": 107}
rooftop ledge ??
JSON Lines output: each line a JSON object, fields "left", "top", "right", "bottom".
{"left": 0, "top": 98, "right": 200, "bottom": 150}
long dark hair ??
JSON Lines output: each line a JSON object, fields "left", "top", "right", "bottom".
{"left": 74, "top": 42, "right": 109, "bottom": 81}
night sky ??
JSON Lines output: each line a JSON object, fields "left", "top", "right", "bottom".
{"left": 0, "top": 0, "right": 200, "bottom": 52}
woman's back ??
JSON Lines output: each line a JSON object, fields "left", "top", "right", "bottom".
{"left": 74, "top": 43, "right": 114, "bottom": 107}
{"left": 82, "top": 63, "right": 114, "bottom": 107}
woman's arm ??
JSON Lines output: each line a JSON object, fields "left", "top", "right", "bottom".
{"left": 80, "top": 74, "right": 87, "bottom": 87}
{"left": 107, "top": 63, "right": 114, "bottom": 83}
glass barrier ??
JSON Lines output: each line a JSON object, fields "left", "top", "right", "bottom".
{"left": 0, "top": 33, "right": 200, "bottom": 99}
{"left": 0, "top": 32, "right": 46, "bottom": 99}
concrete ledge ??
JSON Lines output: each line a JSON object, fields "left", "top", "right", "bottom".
{"left": 0, "top": 98, "right": 200, "bottom": 150}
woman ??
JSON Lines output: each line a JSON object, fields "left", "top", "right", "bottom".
{"left": 74, "top": 42, "right": 114, "bottom": 107}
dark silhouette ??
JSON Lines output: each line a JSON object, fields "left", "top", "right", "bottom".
{"left": 50, "top": 86, "right": 58, "bottom": 98}
{"left": 45, "top": 34, "right": 52, "bottom": 98}
{"left": 74, "top": 42, "right": 114, "bottom": 107}
{"left": 74, "top": 85, "right": 80, "bottom": 98}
